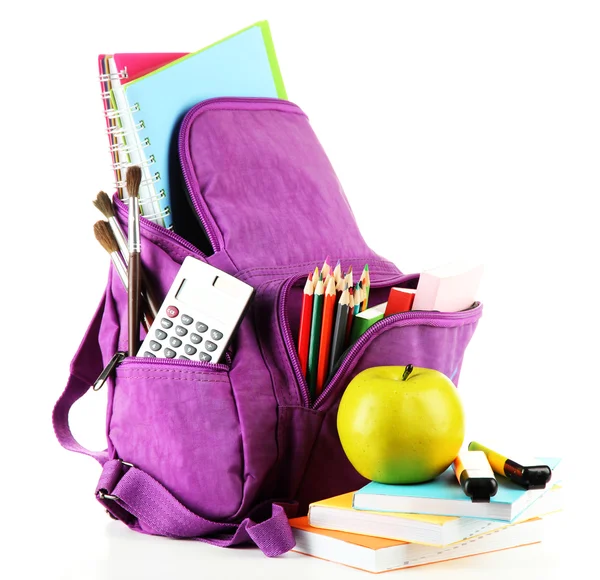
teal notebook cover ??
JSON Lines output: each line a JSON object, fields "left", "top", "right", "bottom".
{"left": 124, "top": 21, "right": 287, "bottom": 229}
{"left": 353, "top": 457, "right": 561, "bottom": 522}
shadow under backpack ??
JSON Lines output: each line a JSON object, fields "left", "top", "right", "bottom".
{"left": 53, "top": 97, "right": 482, "bottom": 557}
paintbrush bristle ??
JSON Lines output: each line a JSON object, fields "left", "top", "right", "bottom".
{"left": 126, "top": 165, "right": 142, "bottom": 199}
{"left": 93, "top": 220, "right": 120, "bottom": 254}
{"left": 93, "top": 191, "right": 115, "bottom": 219}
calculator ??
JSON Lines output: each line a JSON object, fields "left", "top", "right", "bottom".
{"left": 137, "top": 256, "right": 255, "bottom": 363}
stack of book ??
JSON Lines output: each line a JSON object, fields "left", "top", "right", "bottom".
{"left": 290, "top": 457, "right": 562, "bottom": 573}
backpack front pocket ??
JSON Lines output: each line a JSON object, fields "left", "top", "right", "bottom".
{"left": 276, "top": 272, "right": 483, "bottom": 411}
{"left": 108, "top": 357, "right": 244, "bottom": 521}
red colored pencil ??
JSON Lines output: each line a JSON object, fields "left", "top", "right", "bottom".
{"left": 316, "top": 276, "right": 337, "bottom": 395}
{"left": 298, "top": 274, "right": 314, "bottom": 377}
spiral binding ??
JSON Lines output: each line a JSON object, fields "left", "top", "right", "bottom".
{"left": 106, "top": 120, "right": 145, "bottom": 137}
{"left": 116, "top": 172, "right": 160, "bottom": 191}
{"left": 111, "top": 155, "right": 155, "bottom": 172}
{"left": 99, "top": 68, "right": 128, "bottom": 82}
{"left": 104, "top": 103, "right": 140, "bottom": 120}
{"left": 141, "top": 206, "right": 171, "bottom": 222}
{"left": 99, "top": 63, "right": 171, "bottom": 228}
{"left": 108, "top": 138, "right": 151, "bottom": 154}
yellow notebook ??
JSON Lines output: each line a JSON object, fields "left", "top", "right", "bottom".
{"left": 307, "top": 485, "right": 562, "bottom": 547}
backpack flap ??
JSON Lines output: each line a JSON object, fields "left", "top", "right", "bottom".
{"left": 178, "top": 97, "right": 385, "bottom": 272}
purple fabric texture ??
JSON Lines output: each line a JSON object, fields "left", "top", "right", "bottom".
{"left": 53, "top": 98, "right": 482, "bottom": 556}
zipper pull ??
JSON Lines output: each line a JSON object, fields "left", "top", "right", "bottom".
{"left": 93, "top": 351, "right": 127, "bottom": 391}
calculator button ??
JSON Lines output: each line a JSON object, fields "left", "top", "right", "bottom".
{"left": 205, "top": 341, "right": 217, "bottom": 352}
{"left": 149, "top": 340, "right": 162, "bottom": 351}
{"left": 199, "top": 352, "right": 212, "bottom": 362}
{"left": 175, "top": 326, "right": 188, "bottom": 337}
{"left": 143, "top": 351, "right": 156, "bottom": 358}
{"left": 195, "top": 322, "right": 208, "bottom": 333}
{"left": 161, "top": 318, "right": 173, "bottom": 329}
{"left": 179, "top": 355, "right": 190, "bottom": 360}
{"left": 164, "top": 348, "right": 176, "bottom": 358}
{"left": 166, "top": 305, "right": 179, "bottom": 318}
{"left": 184, "top": 345, "right": 197, "bottom": 355}
{"left": 155, "top": 329, "right": 167, "bottom": 340}
{"left": 169, "top": 337, "right": 182, "bottom": 348}
{"left": 190, "top": 333, "right": 202, "bottom": 344}
{"left": 181, "top": 314, "right": 194, "bottom": 325}
{"left": 210, "top": 330, "right": 223, "bottom": 341}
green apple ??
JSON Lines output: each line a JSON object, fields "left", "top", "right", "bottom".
{"left": 337, "top": 364, "right": 465, "bottom": 484}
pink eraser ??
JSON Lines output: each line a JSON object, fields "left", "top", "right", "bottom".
{"left": 412, "top": 261, "right": 483, "bottom": 312}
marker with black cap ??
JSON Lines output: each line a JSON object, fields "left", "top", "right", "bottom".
{"left": 453, "top": 450, "right": 498, "bottom": 502}
{"left": 468, "top": 441, "right": 552, "bottom": 490}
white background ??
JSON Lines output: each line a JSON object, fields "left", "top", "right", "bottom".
{"left": 2, "top": 1, "right": 598, "bottom": 578}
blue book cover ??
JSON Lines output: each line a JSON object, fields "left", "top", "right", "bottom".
{"left": 122, "top": 21, "right": 287, "bottom": 229}
{"left": 353, "top": 457, "right": 562, "bottom": 522}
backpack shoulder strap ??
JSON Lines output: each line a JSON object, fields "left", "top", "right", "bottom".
{"left": 97, "top": 459, "right": 296, "bottom": 557}
{"left": 52, "top": 291, "right": 110, "bottom": 465}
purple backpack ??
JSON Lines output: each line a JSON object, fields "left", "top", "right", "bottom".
{"left": 53, "top": 97, "right": 482, "bottom": 557}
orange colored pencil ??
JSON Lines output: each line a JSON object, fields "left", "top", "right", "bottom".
{"left": 297, "top": 273, "right": 314, "bottom": 377}
{"left": 316, "top": 276, "right": 337, "bottom": 395}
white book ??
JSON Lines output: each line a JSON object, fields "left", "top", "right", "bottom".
{"left": 291, "top": 514, "right": 546, "bottom": 574}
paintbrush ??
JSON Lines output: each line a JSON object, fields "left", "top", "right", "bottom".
{"left": 93, "top": 220, "right": 128, "bottom": 289}
{"left": 93, "top": 220, "right": 152, "bottom": 332}
{"left": 93, "top": 190, "right": 160, "bottom": 318}
{"left": 126, "top": 166, "right": 142, "bottom": 355}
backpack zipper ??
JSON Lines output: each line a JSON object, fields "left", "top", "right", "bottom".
{"left": 278, "top": 273, "right": 483, "bottom": 409}
{"left": 92, "top": 349, "right": 230, "bottom": 391}
{"left": 114, "top": 194, "right": 206, "bottom": 259}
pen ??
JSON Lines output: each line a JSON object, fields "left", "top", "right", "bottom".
{"left": 468, "top": 441, "right": 552, "bottom": 490}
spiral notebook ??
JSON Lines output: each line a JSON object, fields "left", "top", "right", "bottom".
{"left": 99, "top": 53, "right": 187, "bottom": 202}
{"left": 98, "top": 20, "right": 287, "bottom": 229}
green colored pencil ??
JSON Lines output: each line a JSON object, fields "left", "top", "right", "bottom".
{"left": 307, "top": 277, "right": 325, "bottom": 399}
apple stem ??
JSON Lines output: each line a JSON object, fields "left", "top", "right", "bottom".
{"left": 402, "top": 365, "right": 414, "bottom": 381}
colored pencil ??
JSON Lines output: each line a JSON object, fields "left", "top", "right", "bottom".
{"left": 307, "top": 276, "right": 325, "bottom": 399}
{"left": 333, "top": 260, "right": 342, "bottom": 286}
{"left": 316, "top": 276, "right": 337, "bottom": 395}
{"left": 328, "top": 286, "right": 350, "bottom": 378}
{"left": 321, "top": 256, "right": 331, "bottom": 280}
{"left": 345, "top": 265, "right": 354, "bottom": 290}
{"left": 353, "top": 283, "right": 363, "bottom": 316}
{"left": 297, "top": 274, "right": 314, "bottom": 377}
{"left": 312, "top": 267, "right": 320, "bottom": 290}
{"left": 360, "top": 264, "right": 370, "bottom": 311}
{"left": 346, "top": 291, "right": 355, "bottom": 345}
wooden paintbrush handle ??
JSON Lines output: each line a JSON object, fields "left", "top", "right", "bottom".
{"left": 128, "top": 252, "right": 141, "bottom": 356}
{"left": 141, "top": 268, "right": 160, "bottom": 319}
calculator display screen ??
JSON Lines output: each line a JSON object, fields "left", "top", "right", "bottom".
{"left": 175, "top": 279, "right": 202, "bottom": 305}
